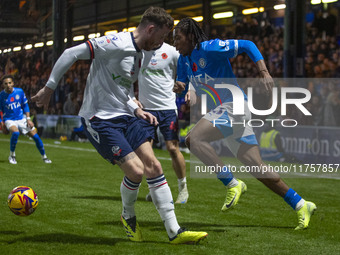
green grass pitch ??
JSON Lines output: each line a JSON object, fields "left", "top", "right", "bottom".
{"left": 0, "top": 134, "right": 339, "bottom": 254}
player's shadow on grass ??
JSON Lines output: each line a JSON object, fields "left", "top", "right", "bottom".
{"left": 8, "top": 233, "right": 168, "bottom": 245}
{"left": 71, "top": 195, "right": 122, "bottom": 201}
{"left": 98, "top": 220, "right": 293, "bottom": 231}
{"left": 0, "top": 230, "right": 24, "bottom": 235}
{"left": 180, "top": 222, "right": 293, "bottom": 230}
{"left": 71, "top": 195, "right": 151, "bottom": 202}
{"left": 7, "top": 233, "right": 121, "bottom": 246}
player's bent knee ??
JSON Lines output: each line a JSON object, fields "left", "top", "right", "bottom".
{"left": 118, "top": 154, "right": 144, "bottom": 182}
{"left": 144, "top": 158, "right": 163, "bottom": 178}
{"left": 167, "top": 146, "right": 179, "bottom": 158}
{"left": 126, "top": 165, "right": 144, "bottom": 183}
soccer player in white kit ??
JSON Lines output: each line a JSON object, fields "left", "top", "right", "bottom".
{"left": 137, "top": 42, "right": 189, "bottom": 204}
{"left": 32, "top": 7, "right": 207, "bottom": 244}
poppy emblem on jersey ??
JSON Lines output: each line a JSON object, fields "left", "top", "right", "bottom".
{"left": 107, "top": 38, "right": 110, "bottom": 43}
{"left": 150, "top": 59, "right": 157, "bottom": 65}
{"left": 161, "top": 53, "right": 168, "bottom": 59}
{"left": 199, "top": 58, "right": 206, "bottom": 68}
{"left": 192, "top": 62, "right": 198, "bottom": 72}
{"left": 10, "top": 97, "right": 14, "bottom": 102}
{"left": 112, "top": 146, "right": 122, "bottom": 156}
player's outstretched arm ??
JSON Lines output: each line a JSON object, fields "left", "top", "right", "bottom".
{"left": 31, "top": 86, "right": 54, "bottom": 108}
{"left": 31, "top": 43, "right": 90, "bottom": 108}
{"left": 256, "top": 59, "right": 274, "bottom": 93}
{"left": 235, "top": 40, "right": 274, "bottom": 93}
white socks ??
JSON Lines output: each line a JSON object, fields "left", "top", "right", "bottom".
{"left": 178, "top": 177, "right": 187, "bottom": 191}
{"left": 227, "top": 178, "right": 239, "bottom": 188}
{"left": 120, "top": 176, "right": 140, "bottom": 219}
{"left": 147, "top": 174, "right": 180, "bottom": 238}
{"left": 295, "top": 199, "right": 305, "bottom": 211}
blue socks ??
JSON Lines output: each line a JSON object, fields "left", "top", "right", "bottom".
{"left": 32, "top": 134, "right": 45, "bottom": 156}
{"left": 217, "top": 166, "right": 234, "bottom": 186}
{"left": 10, "top": 132, "right": 20, "bottom": 152}
{"left": 284, "top": 188, "right": 302, "bottom": 210}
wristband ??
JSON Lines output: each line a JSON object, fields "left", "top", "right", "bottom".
{"left": 26, "top": 117, "right": 31, "bottom": 120}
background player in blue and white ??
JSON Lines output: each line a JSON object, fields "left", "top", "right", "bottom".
{"left": 31, "top": 8, "right": 207, "bottom": 244}
{"left": 173, "top": 18, "right": 316, "bottom": 230}
{"left": 137, "top": 42, "right": 189, "bottom": 204}
{"left": 0, "top": 75, "right": 51, "bottom": 164}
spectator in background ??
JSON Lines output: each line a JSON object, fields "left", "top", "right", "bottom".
{"left": 259, "top": 125, "right": 285, "bottom": 162}
{"left": 63, "top": 92, "right": 79, "bottom": 115}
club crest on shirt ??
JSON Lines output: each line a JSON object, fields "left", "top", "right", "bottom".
{"left": 15, "top": 95, "right": 20, "bottom": 100}
{"left": 150, "top": 59, "right": 157, "bottom": 65}
{"left": 199, "top": 58, "right": 206, "bottom": 68}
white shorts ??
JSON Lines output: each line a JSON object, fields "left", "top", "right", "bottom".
{"left": 203, "top": 101, "right": 258, "bottom": 156}
{"left": 5, "top": 118, "right": 35, "bottom": 135}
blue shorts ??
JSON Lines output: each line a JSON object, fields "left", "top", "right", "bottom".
{"left": 140, "top": 110, "right": 178, "bottom": 141}
{"left": 81, "top": 116, "right": 151, "bottom": 164}
{"left": 203, "top": 102, "right": 258, "bottom": 156}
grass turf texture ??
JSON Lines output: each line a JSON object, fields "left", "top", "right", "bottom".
{"left": 0, "top": 133, "right": 339, "bottom": 254}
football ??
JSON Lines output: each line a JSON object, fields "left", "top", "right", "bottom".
{"left": 7, "top": 186, "right": 39, "bottom": 216}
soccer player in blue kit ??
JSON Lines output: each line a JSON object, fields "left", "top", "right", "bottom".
{"left": 173, "top": 18, "right": 316, "bottom": 230}
{"left": 0, "top": 75, "right": 51, "bottom": 164}
{"left": 32, "top": 8, "right": 207, "bottom": 244}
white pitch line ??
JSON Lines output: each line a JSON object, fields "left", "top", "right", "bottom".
{"left": 1, "top": 138, "right": 339, "bottom": 180}
{"left": 0, "top": 138, "right": 96, "bottom": 152}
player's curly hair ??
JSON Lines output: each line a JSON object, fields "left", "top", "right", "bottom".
{"left": 1, "top": 74, "right": 14, "bottom": 84}
{"left": 140, "top": 6, "right": 174, "bottom": 29}
{"left": 175, "top": 18, "right": 208, "bottom": 49}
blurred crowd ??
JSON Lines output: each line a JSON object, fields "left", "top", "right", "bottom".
{"left": 1, "top": 9, "right": 339, "bottom": 127}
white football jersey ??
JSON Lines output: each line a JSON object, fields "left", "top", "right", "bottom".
{"left": 138, "top": 43, "right": 179, "bottom": 110}
{"left": 79, "top": 32, "right": 142, "bottom": 119}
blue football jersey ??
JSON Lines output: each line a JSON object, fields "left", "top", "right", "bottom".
{"left": 0, "top": 88, "right": 29, "bottom": 122}
{"left": 177, "top": 39, "right": 263, "bottom": 109}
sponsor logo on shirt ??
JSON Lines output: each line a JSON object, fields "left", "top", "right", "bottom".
{"left": 6, "top": 102, "right": 21, "bottom": 110}
{"left": 219, "top": 41, "right": 226, "bottom": 46}
{"left": 141, "top": 68, "right": 165, "bottom": 77}
{"left": 112, "top": 73, "right": 121, "bottom": 80}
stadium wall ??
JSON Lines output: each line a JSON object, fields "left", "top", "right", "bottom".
{"left": 212, "top": 126, "right": 340, "bottom": 164}
{"left": 36, "top": 114, "right": 81, "bottom": 139}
